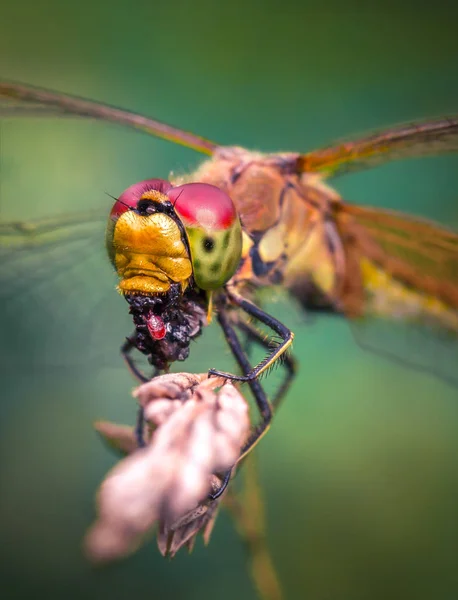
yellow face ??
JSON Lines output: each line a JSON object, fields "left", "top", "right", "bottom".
{"left": 107, "top": 187, "right": 193, "bottom": 295}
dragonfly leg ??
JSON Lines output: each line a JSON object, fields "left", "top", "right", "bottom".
{"left": 121, "top": 336, "right": 161, "bottom": 448}
{"left": 208, "top": 469, "right": 233, "bottom": 500}
{"left": 135, "top": 406, "right": 146, "bottom": 448}
{"left": 208, "top": 286, "right": 294, "bottom": 384}
{"left": 235, "top": 317, "right": 297, "bottom": 411}
{"left": 121, "top": 334, "right": 151, "bottom": 383}
{"left": 208, "top": 308, "right": 275, "bottom": 499}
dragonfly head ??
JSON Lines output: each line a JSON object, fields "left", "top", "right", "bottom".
{"left": 106, "top": 178, "right": 243, "bottom": 369}
{"left": 107, "top": 178, "right": 243, "bottom": 295}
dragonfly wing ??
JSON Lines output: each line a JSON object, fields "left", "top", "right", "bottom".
{"left": 295, "top": 117, "right": 458, "bottom": 178}
{"left": 336, "top": 203, "right": 458, "bottom": 385}
{"left": 349, "top": 317, "right": 458, "bottom": 386}
{"left": 0, "top": 81, "right": 219, "bottom": 155}
{"left": 0, "top": 210, "right": 132, "bottom": 371}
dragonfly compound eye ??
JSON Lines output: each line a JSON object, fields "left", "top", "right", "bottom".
{"left": 168, "top": 183, "right": 243, "bottom": 290}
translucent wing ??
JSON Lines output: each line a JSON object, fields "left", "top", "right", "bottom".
{"left": 0, "top": 209, "right": 133, "bottom": 370}
{"left": 0, "top": 80, "right": 219, "bottom": 155}
{"left": 296, "top": 117, "right": 458, "bottom": 178}
{"left": 0, "top": 82, "right": 223, "bottom": 375}
{"left": 341, "top": 203, "right": 458, "bottom": 292}
{"left": 0, "top": 80, "right": 272, "bottom": 377}
{"left": 335, "top": 203, "right": 458, "bottom": 385}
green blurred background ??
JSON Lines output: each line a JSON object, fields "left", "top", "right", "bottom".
{"left": 0, "top": 1, "right": 458, "bottom": 599}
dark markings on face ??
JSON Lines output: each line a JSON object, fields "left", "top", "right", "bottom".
{"left": 210, "top": 261, "right": 221, "bottom": 274}
{"left": 222, "top": 230, "right": 231, "bottom": 248}
{"left": 203, "top": 237, "right": 215, "bottom": 252}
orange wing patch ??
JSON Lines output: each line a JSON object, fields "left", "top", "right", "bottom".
{"left": 297, "top": 117, "right": 458, "bottom": 178}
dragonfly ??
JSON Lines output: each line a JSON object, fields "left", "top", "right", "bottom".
{"left": 0, "top": 81, "right": 457, "bottom": 498}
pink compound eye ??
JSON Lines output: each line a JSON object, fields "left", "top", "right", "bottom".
{"left": 110, "top": 178, "right": 173, "bottom": 221}
{"left": 167, "top": 183, "right": 237, "bottom": 230}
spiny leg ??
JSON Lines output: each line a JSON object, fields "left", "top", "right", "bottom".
{"left": 209, "top": 286, "right": 294, "bottom": 383}
{"left": 209, "top": 308, "right": 274, "bottom": 500}
{"left": 235, "top": 317, "right": 297, "bottom": 412}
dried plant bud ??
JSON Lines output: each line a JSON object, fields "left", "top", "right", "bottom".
{"left": 134, "top": 372, "right": 208, "bottom": 405}
{"left": 85, "top": 373, "right": 250, "bottom": 563}
{"left": 156, "top": 475, "right": 221, "bottom": 557}
{"left": 93, "top": 421, "right": 137, "bottom": 456}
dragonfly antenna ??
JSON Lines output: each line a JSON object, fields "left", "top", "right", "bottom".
{"left": 172, "top": 188, "right": 184, "bottom": 209}
{"left": 104, "top": 191, "right": 131, "bottom": 211}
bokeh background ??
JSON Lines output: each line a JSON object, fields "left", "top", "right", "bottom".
{"left": 0, "top": 1, "right": 458, "bottom": 599}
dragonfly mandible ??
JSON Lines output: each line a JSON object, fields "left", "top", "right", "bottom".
{"left": 0, "top": 81, "right": 457, "bottom": 497}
